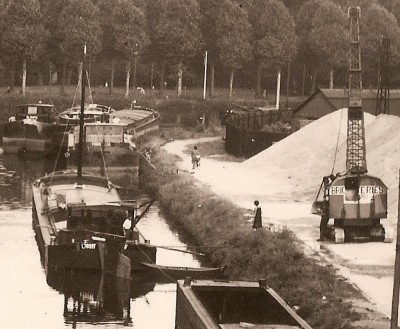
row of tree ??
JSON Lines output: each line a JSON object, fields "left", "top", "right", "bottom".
{"left": 0, "top": 0, "right": 399, "bottom": 98}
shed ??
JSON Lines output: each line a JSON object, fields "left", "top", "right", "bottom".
{"left": 292, "top": 87, "right": 400, "bottom": 130}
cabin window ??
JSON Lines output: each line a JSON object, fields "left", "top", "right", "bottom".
{"left": 344, "top": 177, "right": 359, "bottom": 201}
{"left": 28, "top": 106, "right": 38, "bottom": 114}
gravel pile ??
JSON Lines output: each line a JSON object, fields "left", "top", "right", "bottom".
{"left": 242, "top": 109, "right": 399, "bottom": 219}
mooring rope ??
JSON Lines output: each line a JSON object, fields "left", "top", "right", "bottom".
{"left": 136, "top": 243, "right": 177, "bottom": 283}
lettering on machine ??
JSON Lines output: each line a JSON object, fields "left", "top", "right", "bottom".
{"left": 329, "top": 185, "right": 384, "bottom": 196}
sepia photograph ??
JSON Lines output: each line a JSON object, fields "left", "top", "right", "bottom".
{"left": 0, "top": 0, "right": 399, "bottom": 328}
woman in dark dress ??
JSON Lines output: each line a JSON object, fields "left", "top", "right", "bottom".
{"left": 253, "top": 200, "right": 262, "bottom": 229}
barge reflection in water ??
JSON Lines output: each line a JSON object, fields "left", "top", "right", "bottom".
{"left": 0, "top": 153, "right": 202, "bottom": 328}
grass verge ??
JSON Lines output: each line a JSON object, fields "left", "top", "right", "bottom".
{"left": 139, "top": 128, "right": 389, "bottom": 329}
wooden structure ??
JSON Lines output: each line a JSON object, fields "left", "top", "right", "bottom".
{"left": 225, "top": 110, "right": 291, "bottom": 158}
{"left": 140, "top": 262, "right": 224, "bottom": 282}
{"left": 175, "top": 279, "right": 313, "bottom": 329}
{"left": 58, "top": 104, "right": 115, "bottom": 125}
{"left": 66, "top": 122, "right": 139, "bottom": 185}
{"left": 292, "top": 88, "right": 400, "bottom": 130}
{"left": 110, "top": 106, "right": 160, "bottom": 137}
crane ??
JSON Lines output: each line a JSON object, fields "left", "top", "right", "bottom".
{"left": 312, "top": 7, "right": 392, "bottom": 243}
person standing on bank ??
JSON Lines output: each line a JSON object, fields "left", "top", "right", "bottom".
{"left": 253, "top": 200, "right": 262, "bottom": 230}
{"left": 191, "top": 145, "right": 200, "bottom": 169}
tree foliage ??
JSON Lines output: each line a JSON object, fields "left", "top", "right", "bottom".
{"left": 0, "top": 0, "right": 48, "bottom": 60}
{"left": 310, "top": 1, "right": 348, "bottom": 69}
{"left": 146, "top": 0, "right": 201, "bottom": 64}
{"left": 296, "top": 0, "right": 326, "bottom": 67}
{"left": 0, "top": 0, "right": 399, "bottom": 93}
{"left": 112, "top": 0, "right": 148, "bottom": 60}
{"left": 216, "top": 0, "right": 252, "bottom": 70}
{"left": 198, "top": 0, "right": 220, "bottom": 59}
{"left": 251, "top": 0, "right": 297, "bottom": 67}
{"left": 57, "top": 0, "right": 102, "bottom": 58}
{"left": 361, "top": 3, "right": 400, "bottom": 69}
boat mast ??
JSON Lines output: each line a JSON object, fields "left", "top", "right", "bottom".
{"left": 77, "top": 44, "right": 86, "bottom": 184}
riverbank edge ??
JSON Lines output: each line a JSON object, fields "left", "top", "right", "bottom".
{"left": 139, "top": 131, "right": 390, "bottom": 329}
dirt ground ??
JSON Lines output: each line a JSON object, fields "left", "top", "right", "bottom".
{"left": 162, "top": 136, "right": 394, "bottom": 328}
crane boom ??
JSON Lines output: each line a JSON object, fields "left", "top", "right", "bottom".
{"left": 313, "top": 6, "right": 390, "bottom": 244}
{"left": 347, "top": 7, "right": 367, "bottom": 174}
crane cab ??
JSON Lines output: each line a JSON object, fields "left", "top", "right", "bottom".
{"left": 327, "top": 174, "right": 391, "bottom": 242}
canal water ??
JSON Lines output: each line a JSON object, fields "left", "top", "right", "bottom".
{"left": 0, "top": 154, "right": 201, "bottom": 328}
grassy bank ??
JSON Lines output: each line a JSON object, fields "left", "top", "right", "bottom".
{"left": 139, "top": 129, "right": 388, "bottom": 329}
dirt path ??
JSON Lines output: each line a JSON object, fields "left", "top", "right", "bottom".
{"left": 162, "top": 137, "right": 395, "bottom": 324}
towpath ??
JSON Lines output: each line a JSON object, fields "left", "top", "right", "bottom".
{"left": 162, "top": 136, "right": 395, "bottom": 323}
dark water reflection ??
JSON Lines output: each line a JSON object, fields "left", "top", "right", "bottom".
{"left": 0, "top": 154, "right": 200, "bottom": 328}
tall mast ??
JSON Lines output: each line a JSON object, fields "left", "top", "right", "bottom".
{"left": 77, "top": 44, "right": 86, "bottom": 184}
{"left": 347, "top": 7, "right": 367, "bottom": 174}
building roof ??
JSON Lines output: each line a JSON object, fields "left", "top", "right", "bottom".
{"left": 293, "top": 87, "right": 400, "bottom": 118}
{"left": 320, "top": 88, "right": 400, "bottom": 99}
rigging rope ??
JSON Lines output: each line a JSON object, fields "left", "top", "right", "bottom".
{"left": 86, "top": 69, "right": 94, "bottom": 105}
{"left": 312, "top": 107, "right": 345, "bottom": 203}
{"left": 330, "top": 107, "right": 344, "bottom": 175}
{"left": 50, "top": 83, "right": 79, "bottom": 184}
{"left": 136, "top": 243, "right": 177, "bottom": 283}
{"left": 94, "top": 120, "right": 110, "bottom": 182}
{"left": 51, "top": 68, "right": 102, "bottom": 182}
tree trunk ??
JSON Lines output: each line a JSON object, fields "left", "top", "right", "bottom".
{"left": 255, "top": 63, "right": 262, "bottom": 98}
{"left": 125, "top": 60, "right": 131, "bottom": 98}
{"left": 228, "top": 69, "right": 235, "bottom": 99}
{"left": 9, "top": 60, "right": 15, "bottom": 92}
{"left": 159, "top": 60, "right": 166, "bottom": 98}
{"left": 285, "top": 59, "right": 291, "bottom": 108}
{"left": 150, "top": 62, "right": 154, "bottom": 96}
{"left": 177, "top": 62, "right": 183, "bottom": 96}
{"left": 133, "top": 54, "right": 138, "bottom": 91}
{"left": 22, "top": 57, "right": 27, "bottom": 96}
{"left": 330, "top": 67, "right": 334, "bottom": 89}
{"left": 60, "top": 57, "right": 67, "bottom": 95}
{"left": 276, "top": 68, "right": 281, "bottom": 110}
{"left": 49, "top": 61, "right": 52, "bottom": 86}
{"left": 311, "top": 66, "right": 318, "bottom": 94}
{"left": 67, "top": 67, "right": 72, "bottom": 86}
{"left": 110, "top": 59, "right": 115, "bottom": 95}
{"left": 209, "top": 62, "right": 215, "bottom": 97}
{"left": 38, "top": 68, "right": 43, "bottom": 86}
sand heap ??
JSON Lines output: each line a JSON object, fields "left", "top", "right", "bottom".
{"left": 241, "top": 109, "right": 400, "bottom": 219}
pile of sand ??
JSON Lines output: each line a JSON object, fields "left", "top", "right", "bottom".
{"left": 241, "top": 109, "right": 399, "bottom": 219}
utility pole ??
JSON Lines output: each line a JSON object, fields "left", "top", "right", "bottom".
{"left": 285, "top": 58, "right": 291, "bottom": 109}
{"left": 150, "top": 62, "right": 154, "bottom": 96}
{"left": 275, "top": 68, "right": 281, "bottom": 110}
{"left": 390, "top": 169, "right": 400, "bottom": 329}
{"left": 203, "top": 51, "right": 208, "bottom": 100}
{"left": 133, "top": 43, "right": 138, "bottom": 93}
